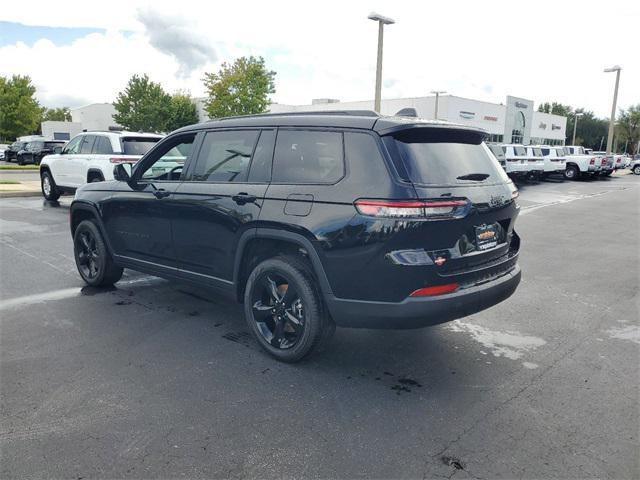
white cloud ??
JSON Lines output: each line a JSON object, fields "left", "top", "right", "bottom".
{"left": 1, "top": 0, "right": 638, "bottom": 116}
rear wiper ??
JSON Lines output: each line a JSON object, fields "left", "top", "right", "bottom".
{"left": 456, "top": 173, "right": 490, "bottom": 181}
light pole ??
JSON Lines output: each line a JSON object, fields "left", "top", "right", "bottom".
{"left": 604, "top": 65, "right": 622, "bottom": 155}
{"left": 572, "top": 112, "right": 584, "bottom": 145}
{"left": 431, "top": 90, "right": 446, "bottom": 120}
{"left": 368, "top": 12, "right": 395, "bottom": 113}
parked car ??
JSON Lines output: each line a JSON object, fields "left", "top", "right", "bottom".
{"left": 16, "top": 140, "right": 66, "bottom": 165}
{"left": 486, "top": 143, "right": 507, "bottom": 170}
{"left": 524, "top": 146, "right": 546, "bottom": 179}
{"left": 3, "top": 141, "right": 28, "bottom": 162}
{"left": 562, "top": 145, "right": 599, "bottom": 179}
{"left": 629, "top": 157, "right": 640, "bottom": 175}
{"left": 69, "top": 112, "right": 522, "bottom": 362}
{"left": 589, "top": 151, "right": 614, "bottom": 176}
{"left": 40, "top": 131, "right": 163, "bottom": 199}
{"left": 537, "top": 145, "right": 567, "bottom": 177}
{"left": 0, "top": 144, "right": 8, "bottom": 160}
{"left": 501, "top": 144, "right": 543, "bottom": 180}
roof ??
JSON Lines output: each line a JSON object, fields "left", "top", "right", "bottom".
{"left": 176, "top": 111, "right": 487, "bottom": 136}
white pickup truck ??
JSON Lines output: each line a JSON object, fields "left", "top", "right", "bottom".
{"left": 536, "top": 145, "right": 567, "bottom": 177}
{"left": 501, "top": 144, "right": 541, "bottom": 180}
{"left": 562, "top": 145, "right": 600, "bottom": 180}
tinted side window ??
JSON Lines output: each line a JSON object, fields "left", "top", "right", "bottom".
{"left": 79, "top": 135, "right": 95, "bottom": 154}
{"left": 191, "top": 130, "right": 259, "bottom": 182}
{"left": 139, "top": 134, "right": 195, "bottom": 181}
{"left": 93, "top": 136, "right": 113, "bottom": 155}
{"left": 273, "top": 130, "right": 344, "bottom": 184}
{"left": 248, "top": 130, "right": 276, "bottom": 183}
{"left": 64, "top": 136, "right": 83, "bottom": 154}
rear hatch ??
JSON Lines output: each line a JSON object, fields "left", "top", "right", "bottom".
{"left": 383, "top": 127, "right": 519, "bottom": 287}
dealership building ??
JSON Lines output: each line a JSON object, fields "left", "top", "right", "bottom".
{"left": 268, "top": 94, "right": 568, "bottom": 146}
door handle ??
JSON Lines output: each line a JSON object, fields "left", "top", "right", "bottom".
{"left": 153, "top": 189, "right": 171, "bottom": 199}
{"left": 232, "top": 192, "right": 257, "bottom": 205}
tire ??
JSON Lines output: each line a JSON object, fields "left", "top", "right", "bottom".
{"left": 41, "top": 170, "right": 61, "bottom": 201}
{"left": 244, "top": 255, "right": 333, "bottom": 362}
{"left": 564, "top": 165, "right": 579, "bottom": 180}
{"left": 633, "top": 165, "right": 640, "bottom": 175}
{"left": 73, "top": 220, "right": 123, "bottom": 287}
{"left": 17, "top": 155, "right": 25, "bottom": 166}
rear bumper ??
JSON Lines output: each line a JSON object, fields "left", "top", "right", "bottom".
{"left": 325, "top": 264, "right": 521, "bottom": 329}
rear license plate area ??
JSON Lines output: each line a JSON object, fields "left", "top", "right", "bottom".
{"left": 475, "top": 224, "right": 499, "bottom": 251}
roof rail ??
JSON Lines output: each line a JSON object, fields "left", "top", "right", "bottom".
{"left": 211, "top": 110, "right": 380, "bottom": 121}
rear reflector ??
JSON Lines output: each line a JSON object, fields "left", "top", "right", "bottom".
{"left": 355, "top": 199, "right": 468, "bottom": 219}
{"left": 409, "top": 283, "right": 459, "bottom": 297}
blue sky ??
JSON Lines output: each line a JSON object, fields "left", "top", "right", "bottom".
{"left": 0, "top": 21, "right": 107, "bottom": 47}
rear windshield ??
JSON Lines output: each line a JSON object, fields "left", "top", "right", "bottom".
{"left": 488, "top": 144, "right": 505, "bottom": 160}
{"left": 121, "top": 137, "right": 161, "bottom": 155}
{"left": 533, "top": 148, "right": 543, "bottom": 157}
{"left": 388, "top": 129, "right": 510, "bottom": 185}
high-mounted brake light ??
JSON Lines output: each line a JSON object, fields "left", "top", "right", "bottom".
{"left": 409, "top": 283, "right": 459, "bottom": 297}
{"left": 354, "top": 199, "right": 468, "bottom": 219}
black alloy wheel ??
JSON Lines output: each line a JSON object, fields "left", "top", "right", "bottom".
{"left": 244, "top": 256, "right": 333, "bottom": 362}
{"left": 251, "top": 273, "right": 305, "bottom": 350}
{"left": 75, "top": 228, "right": 100, "bottom": 281}
{"left": 73, "top": 220, "right": 123, "bottom": 287}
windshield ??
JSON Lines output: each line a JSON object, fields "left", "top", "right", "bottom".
{"left": 388, "top": 129, "right": 510, "bottom": 185}
{"left": 514, "top": 146, "right": 527, "bottom": 156}
{"left": 121, "top": 137, "right": 161, "bottom": 155}
{"left": 488, "top": 144, "right": 505, "bottom": 160}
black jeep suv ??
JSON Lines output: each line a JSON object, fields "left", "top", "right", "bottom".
{"left": 4, "top": 141, "right": 28, "bottom": 162}
{"left": 69, "top": 111, "right": 521, "bottom": 362}
{"left": 17, "top": 140, "right": 66, "bottom": 165}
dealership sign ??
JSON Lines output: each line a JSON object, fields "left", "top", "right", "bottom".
{"left": 552, "top": 124, "right": 561, "bottom": 130}
{"left": 539, "top": 122, "right": 547, "bottom": 129}
{"left": 483, "top": 115, "right": 498, "bottom": 122}
{"left": 515, "top": 101, "right": 529, "bottom": 109}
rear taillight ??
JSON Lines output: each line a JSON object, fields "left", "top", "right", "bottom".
{"left": 409, "top": 283, "right": 459, "bottom": 297}
{"left": 590, "top": 158, "right": 595, "bottom": 165}
{"left": 354, "top": 199, "right": 469, "bottom": 219}
{"left": 110, "top": 157, "right": 137, "bottom": 164}
{"left": 601, "top": 159, "right": 607, "bottom": 165}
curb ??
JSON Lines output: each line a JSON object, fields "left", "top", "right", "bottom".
{"left": 0, "top": 190, "right": 42, "bottom": 198}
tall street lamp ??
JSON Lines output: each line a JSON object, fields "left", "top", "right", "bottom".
{"left": 431, "top": 90, "right": 446, "bottom": 120}
{"left": 604, "top": 65, "right": 622, "bottom": 155}
{"left": 572, "top": 112, "right": 584, "bottom": 145}
{"left": 368, "top": 12, "right": 395, "bottom": 113}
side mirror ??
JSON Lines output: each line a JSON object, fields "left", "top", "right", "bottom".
{"left": 53, "top": 146, "right": 63, "bottom": 154}
{"left": 113, "top": 163, "right": 133, "bottom": 182}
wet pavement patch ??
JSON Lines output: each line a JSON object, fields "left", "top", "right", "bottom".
{"left": 80, "top": 286, "right": 116, "bottom": 296}
{"left": 390, "top": 377, "right": 423, "bottom": 395}
{"left": 222, "top": 331, "right": 252, "bottom": 347}
{"left": 442, "top": 455, "right": 465, "bottom": 470}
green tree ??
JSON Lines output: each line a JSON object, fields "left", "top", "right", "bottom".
{"left": 41, "top": 107, "right": 72, "bottom": 122}
{"left": 0, "top": 75, "right": 41, "bottom": 141}
{"left": 616, "top": 104, "right": 640, "bottom": 154}
{"left": 113, "top": 74, "right": 172, "bottom": 132}
{"left": 203, "top": 56, "right": 276, "bottom": 118}
{"left": 167, "top": 92, "right": 199, "bottom": 131}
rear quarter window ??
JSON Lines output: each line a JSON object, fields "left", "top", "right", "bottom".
{"left": 272, "top": 130, "right": 344, "bottom": 184}
{"left": 387, "top": 129, "right": 510, "bottom": 186}
{"left": 121, "top": 137, "right": 161, "bottom": 155}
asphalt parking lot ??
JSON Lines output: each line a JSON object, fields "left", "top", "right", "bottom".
{"left": 1, "top": 173, "right": 638, "bottom": 479}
